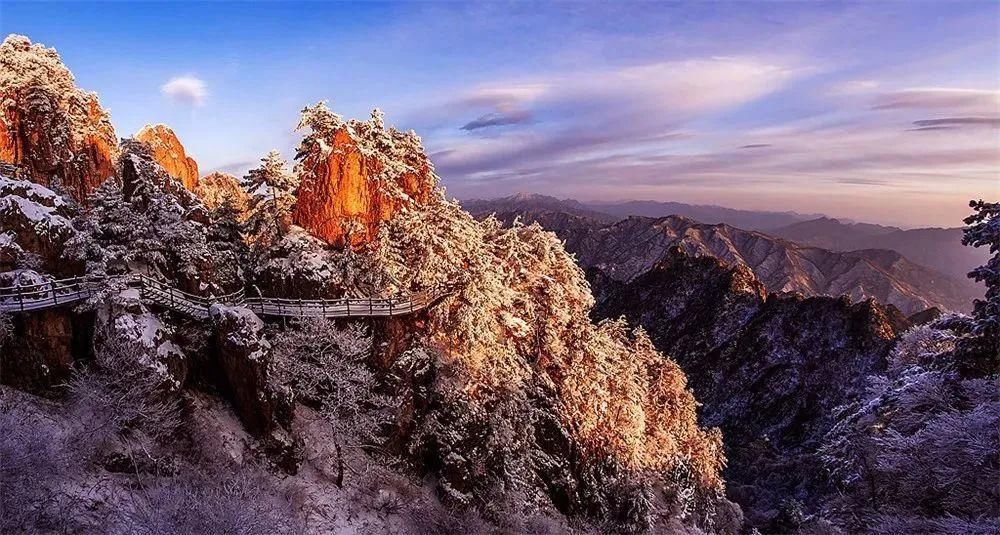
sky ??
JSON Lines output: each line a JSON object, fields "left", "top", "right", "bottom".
{"left": 2, "top": 1, "right": 998, "bottom": 228}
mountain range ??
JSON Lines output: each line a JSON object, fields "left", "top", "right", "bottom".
{"left": 465, "top": 193, "right": 981, "bottom": 315}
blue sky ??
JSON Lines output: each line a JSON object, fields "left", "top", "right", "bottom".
{"left": 2, "top": 1, "right": 998, "bottom": 227}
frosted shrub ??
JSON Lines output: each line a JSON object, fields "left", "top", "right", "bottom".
{"left": 271, "top": 319, "right": 392, "bottom": 486}
{"left": 0, "top": 404, "right": 68, "bottom": 533}
{"left": 0, "top": 310, "right": 11, "bottom": 346}
{"left": 822, "top": 326, "right": 1000, "bottom": 532}
{"left": 113, "top": 468, "right": 300, "bottom": 535}
{"left": 889, "top": 324, "right": 958, "bottom": 373}
{"left": 68, "top": 332, "right": 182, "bottom": 444}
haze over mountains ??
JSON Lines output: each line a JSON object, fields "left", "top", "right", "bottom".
{"left": 465, "top": 193, "right": 983, "bottom": 315}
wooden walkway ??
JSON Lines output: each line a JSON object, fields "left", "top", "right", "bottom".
{"left": 0, "top": 274, "right": 453, "bottom": 319}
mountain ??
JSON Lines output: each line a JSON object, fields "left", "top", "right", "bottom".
{"left": 585, "top": 199, "right": 821, "bottom": 230}
{"left": 466, "top": 196, "right": 977, "bottom": 314}
{"left": 292, "top": 107, "right": 437, "bottom": 247}
{"left": 588, "top": 248, "right": 912, "bottom": 529}
{"left": 772, "top": 217, "right": 987, "bottom": 282}
{"left": 464, "top": 192, "right": 621, "bottom": 224}
{"left": 0, "top": 37, "right": 738, "bottom": 534}
{"left": 0, "top": 35, "right": 117, "bottom": 204}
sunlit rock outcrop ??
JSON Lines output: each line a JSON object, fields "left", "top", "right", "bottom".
{"left": 0, "top": 35, "right": 117, "bottom": 204}
{"left": 135, "top": 124, "right": 199, "bottom": 191}
{"left": 292, "top": 105, "right": 436, "bottom": 247}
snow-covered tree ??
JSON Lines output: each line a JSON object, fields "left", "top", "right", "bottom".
{"left": 958, "top": 199, "right": 1000, "bottom": 377}
{"left": 206, "top": 196, "right": 249, "bottom": 291}
{"left": 821, "top": 321, "right": 1000, "bottom": 533}
{"left": 270, "top": 319, "right": 393, "bottom": 487}
{"left": 67, "top": 142, "right": 216, "bottom": 291}
{"left": 244, "top": 150, "right": 298, "bottom": 249}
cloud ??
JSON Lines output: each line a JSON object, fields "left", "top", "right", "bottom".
{"left": 740, "top": 144, "right": 772, "bottom": 149}
{"left": 430, "top": 56, "right": 799, "bottom": 176}
{"left": 872, "top": 88, "right": 999, "bottom": 111}
{"left": 161, "top": 75, "right": 208, "bottom": 106}
{"left": 461, "top": 109, "right": 532, "bottom": 131}
{"left": 910, "top": 117, "right": 1000, "bottom": 129}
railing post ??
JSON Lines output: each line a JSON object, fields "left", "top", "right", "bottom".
{"left": 16, "top": 279, "right": 22, "bottom": 313}
{"left": 51, "top": 280, "right": 58, "bottom": 306}
{"left": 369, "top": 299, "right": 373, "bottom": 316}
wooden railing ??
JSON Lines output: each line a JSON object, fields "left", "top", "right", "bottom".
{"left": 0, "top": 274, "right": 454, "bottom": 319}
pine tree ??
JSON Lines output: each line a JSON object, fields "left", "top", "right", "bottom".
{"left": 207, "top": 196, "right": 249, "bottom": 291}
{"left": 958, "top": 199, "right": 1000, "bottom": 376}
{"left": 244, "top": 150, "right": 298, "bottom": 248}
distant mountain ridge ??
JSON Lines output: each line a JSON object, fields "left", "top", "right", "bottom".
{"left": 464, "top": 193, "right": 980, "bottom": 314}
{"left": 771, "top": 217, "right": 986, "bottom": 282}
{"left": 585, "top": 199, "right": 822, "bottom": 230}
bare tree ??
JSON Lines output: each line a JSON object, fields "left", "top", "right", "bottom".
{"left": 0, "top": 400, "right": 68, "bottom": 533}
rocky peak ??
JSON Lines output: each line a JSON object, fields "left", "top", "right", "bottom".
{"left": 292, "top": 104, "right": 436, "bottom": 247}
{"left": 0, "top": 35, "right": 117, "bottom": 204}
{"left": 193, "top": 171, "right": 248, "bottom": 215}
{"left": 135, "top": 124, "right": 199, "bottom": 191}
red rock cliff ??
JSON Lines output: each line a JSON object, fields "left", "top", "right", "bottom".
{"left": 135, "top": 124, "right": 199, "bottom": 191}
{"left": 292, "top": 105, "right": 436, "bottom": 247}
{"left": 0, "top": 35, "right": 117, "bottom": 204}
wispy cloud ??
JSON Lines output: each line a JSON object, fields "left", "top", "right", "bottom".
{"left": 910, "top": 117, "right": 1000, "bottom": 129}
{"left": 872, "top": 88, "right": 999, "bottom": 111}
{"left": 461, "top": 109, "right": 532, "bottom": 131}
{"left": 161, "top": 75, "right": 208, "bottom": 106}
{"left": 430, "top": 56, "right": 800, "bottom": 179}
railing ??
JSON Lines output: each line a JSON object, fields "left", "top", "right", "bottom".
{"left": 0, "top": 162, "right": 24, "bottom": 179}
{"left": 0, "top": 274, "right": 454, "bottom": 319}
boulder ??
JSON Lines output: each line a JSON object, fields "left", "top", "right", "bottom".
{"left": 208, "top": 304, "right": 292, "bottom": 435}
{"left": 0, "top": 173, "right": 78, "bottom": 274}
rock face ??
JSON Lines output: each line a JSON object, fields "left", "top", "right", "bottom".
{"left": 293, "top": 106, "right": 436, "bottom": 247}
{"left": 0, "top": 270, "right": 93, "bottom": 392}
{"left": 0, "top": 35, "right": 117, "bottom": 204}
{"left": 0, "top": 173, "right": 79, "bottom": 274}
{"left": 194, "top": 171, "right": 249, "bottom": 214}
{"left": 135, "top": 124, "right": 199, "bottom": 191}
{"left": 208, "top": 305, "right": 292, "bottom": 437}
{"left": 590, "top": 248, "right": 911, "bottom": 530}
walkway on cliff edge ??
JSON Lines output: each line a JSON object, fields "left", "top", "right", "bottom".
{"left": 0, "top": 274, "right": 454, "bottom": 319}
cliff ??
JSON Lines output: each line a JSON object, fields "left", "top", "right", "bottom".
{"left": 292, "top": 105, "right": 435, "bottom": 247}
{"left": 0, "top": 35, "right": 117, "bottom": 204}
